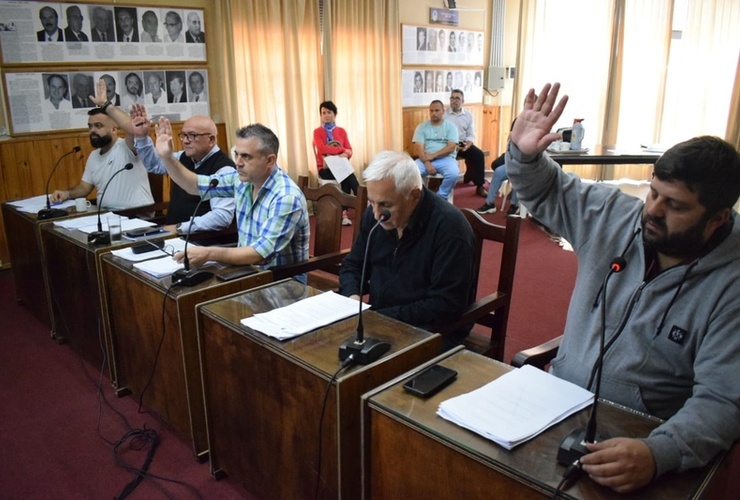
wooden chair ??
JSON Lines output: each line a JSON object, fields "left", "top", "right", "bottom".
{"left": 271, "top": 175, "right": 367, "bottom": 283}
{"left": 436, "top": 209, "right": 521, "bottom": 361}
{"left": 511, "top": 335, "right": 563, "bottom": 369}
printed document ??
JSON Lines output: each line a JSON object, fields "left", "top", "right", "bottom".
{"left": 438, "top": 364, "right": 593, "bottom": 449}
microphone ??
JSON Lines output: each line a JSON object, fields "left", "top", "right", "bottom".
{"left": 87, "top": 163, "right": 134, "bottom": 245}
{"left": 338, "top": 208, "right": 392, "bottom": 365}
{"left": 38, "top": 145, "right": 82, "bottom": 220}
{"left": 171, "top": 178, "right": 219, "bottom": 287}
{"left": 557, "top": 254, "right": 628, "bottom": 466}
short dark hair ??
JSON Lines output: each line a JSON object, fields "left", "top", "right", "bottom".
{"left": 46, "top": 73, "right": 67, "bottom": 90}
{"left": 451, "top": 89, "right": 464, "bottom": 99}
{"left": 235, "top": 123, "right": 280, "bottom": 156}
{"left": 87, "top": 107, "right": 106, "bottom": 116}
{"left": 430, "top": 99, "right": 444, "bottom": 108}
{"left": 654, "top": 135, "right": 740, "bottom": 213}
{"left": 319, "top": 100, "right": 337, "bottom": 115}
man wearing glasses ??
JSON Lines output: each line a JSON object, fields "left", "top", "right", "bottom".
{"left": 92, "top": 79, "right": 235, "bottom": 234}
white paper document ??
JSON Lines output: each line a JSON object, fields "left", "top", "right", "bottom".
{"left": 323, "top": 155, "right": 354, "bottom": 183}
{"left": 54, "top": 215, "right": 154, "bottom": 234}
{"left": 437, "top": 364, "right": 594, "bottom": 450}
{"left": 9, "top": 194, "right": 75, "bottom": 213}
{"left": 132, "top": 255, "right": 185, "bottom": 278}
{"left": 241, "top": 291, "right": 370, "bottom": 340}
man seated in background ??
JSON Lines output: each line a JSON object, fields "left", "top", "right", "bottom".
{"left": 446, "top": 89, "right": 488, "bottom": 197}
{"left": 507, "top": 82, "right": 740, "bottom": 493}
{"left": 50, "top": 107, "right": 153, "bottom": 210}
{"left": 339, "top": 150, "right": 476, "bottom": 350}
{"left": 96, "top": 78, "right": 236, "bottom": 235}
{"left": 153, "top": 118, "right": 310, "bottom": 277}
{"left": 412, "top": 100, "right": 460, "bottom": 202}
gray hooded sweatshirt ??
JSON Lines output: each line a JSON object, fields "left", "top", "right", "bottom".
{"left": 506, "top": 141, "right": 740, "bottom": 477}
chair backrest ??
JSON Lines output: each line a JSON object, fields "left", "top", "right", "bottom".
{"left": 460, "top": 208, "right": 521, "bottom": 360}
{"left": 297, "top": 175, "right": 367, "bottom": 256}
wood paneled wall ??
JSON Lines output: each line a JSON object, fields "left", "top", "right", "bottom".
{"left": 402, "top": 104, "right": 500, "bottom": 160}
{"left": 0, "top": 123, "right": 228, "bottom": 268}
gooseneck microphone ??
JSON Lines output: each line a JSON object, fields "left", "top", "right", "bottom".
{"left": 87, "top": 163, "right": 134, "bottom": 245}
{"left": 338, "top": 209, "right": 392, "bottom": 365}
{"left": 38, "top": 145, "right": 82, "bottom": 220}
{"left": 556, "top": 254, "right": 629, "bottom": 466}
{"left": 171, "top": 178, "right": 219, "bottom": 287}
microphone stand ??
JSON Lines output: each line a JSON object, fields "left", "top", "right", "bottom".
{"left": 557, "top": 256, "right": 627, "bottom": 466}
{"left": 87, "top": 163, "right": 134, "bottom": 245}
{"left": 171, "top": 179, "right": 219, "bottom": 287}
{"left": 38, "top": 146, "right": 82, "bottom": 220}
{"left": 338, "top": 210, "right": 392, "bottom": 365}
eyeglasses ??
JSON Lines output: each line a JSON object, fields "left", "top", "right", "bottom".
{"left": 178, "top": 132, "right": 210, "bottom": 142}
{"left": 164, "top": 22, "right": 179, "bottom": 27}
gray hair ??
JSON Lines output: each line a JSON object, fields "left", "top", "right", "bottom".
{"left": 235, "top": 123, "right": 280, "bottom": 156}
{"left": 363, "top": 151, "right": 422, "bottom": 194}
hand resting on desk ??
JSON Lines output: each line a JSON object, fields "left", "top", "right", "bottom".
{"left": 580, "top": 437, "right": 656, "bottom": 493}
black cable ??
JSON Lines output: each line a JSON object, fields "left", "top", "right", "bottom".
{"left": 137, "top": 279, "right": 179, "bottom": 414}
{"left": 313, "top": 355, "right": 356, "bottom": 500}
{"left": 113, "top": 427, "right": 161, "bottom": 499}
{"left": 551, "top": 460, "right": 583, "bottom": 499}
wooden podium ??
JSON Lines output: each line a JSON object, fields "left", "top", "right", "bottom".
{"left": 363, "top": 348, "right": 728, "bottom": 499}
{"left": 101, "top": 251, "right": 272, "bottom": 459}
{"left": 196, "top": 279, "right": 443, "bottom": 499}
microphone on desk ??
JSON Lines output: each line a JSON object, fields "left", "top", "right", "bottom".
{"left": 38, "top": 145, "right": 82, "bottom": 220}
{"left": 556, "top": 253, "right": 630, "bottom": 466}
{"left": 338, "top": 208, "right": 392, "bottom": 365}
{"left": 87, "top": 163, "right": 134, "bottom": 245}
{"left": 171, "top": 178, "right": 219, "bottom": 287}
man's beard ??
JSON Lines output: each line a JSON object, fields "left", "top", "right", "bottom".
{"left": 90, "top": 133, "right": 112, "bottom": 149}
{"left": 641, "top": 214, "right": 708, "bottom": 257}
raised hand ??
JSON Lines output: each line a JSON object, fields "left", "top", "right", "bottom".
{"left": 129, "top": 103, "right": 151, "bottom": 138}
{"left": 510, "top": 82, "right": 569, "bottom": 156}
{"left": 91, "top": 78, "right": 108, "bottom": 107}
{"left": 154, "top": 116, "right": 174, "bottom": 159}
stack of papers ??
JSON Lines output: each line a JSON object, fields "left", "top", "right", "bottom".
{"left": 132, "top": 255, "right": 184, "bottom": 277}
{"left": 437, "top": 364, "right": 593, "bottom": 449}
{"left": 8, "top": 195, "right": 75, "bottom": 214}
{"left": 54, "top": 215, "right": 155, "bottom": 234}
{"left": 241, "top": 291, "right": 370, "bottom": 340}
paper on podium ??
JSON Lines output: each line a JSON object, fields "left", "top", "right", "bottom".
{"left": 241, "top": 291, "right": 370, "bottom": 340}
{"left": 437, "top": 364, "right": 593, "bottom": 449}
{"left": 132, "top": 255, "right": 184, "bottom": 277}
{"left": 9, "top": 195, "right": 75, "bottom": 213}
{"left": 323, "top": 155, "right": 354, "bottom": 183}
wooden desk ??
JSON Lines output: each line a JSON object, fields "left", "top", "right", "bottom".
{"left": 363, "top": 349, "right": 726, "bottom": 500}
{"left": 100, "top": 252, "right": 272, "bottom": 459}
{"left": 196, "top": 280, "right": 443, "bottom": 499}
{"left": 548, "top": 146, "right": 660, "bottom": 181}
{"left": 38, "top": 217, "right": 132, "bottom": 372}
{"left": 1, "top": 202, "right": 92, "bottom": 328}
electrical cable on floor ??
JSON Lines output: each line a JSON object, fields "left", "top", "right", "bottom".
{"left": 313, "top": 355, "right": 356, "bottom": 500}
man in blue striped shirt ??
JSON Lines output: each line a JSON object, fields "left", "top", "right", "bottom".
{"left": 153, "top": 118, "right": 310, "bottom": 276}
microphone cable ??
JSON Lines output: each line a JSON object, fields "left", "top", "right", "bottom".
{"left": 313, "top": 355, "right": 356, "bottom": 500}
{"left": 550, "top": 459, "right": 583, "bottom": 499}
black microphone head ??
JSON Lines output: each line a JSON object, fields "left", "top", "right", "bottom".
{"left": 72, "top": 145, "right": 81, "bottom": 153}
{"left": 124, "top": 163, "right": 134, "bottom": 170}
{"left": 378, "top": 209, "right": 391, "bottom": 222}
{"left": 209, "top": 178, "right": 219, "bottom": 188}
{"left": 610, "top": 257, "right": 627, "bottom": 273}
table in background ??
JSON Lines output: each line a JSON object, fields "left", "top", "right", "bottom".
{"left": 101, "top": 252, "right": 272, "bottom": 460}
{"left": 1, "top": 202, "right": 92, "bottom": 329}
{"left": 548, "top": 146, "right": 660, "bottom": 181}
{"left": 196, "top": 279, "right": 443, "bottom": 499}
{"left": 363, "top": 348, "right": 728, "bottom": 500}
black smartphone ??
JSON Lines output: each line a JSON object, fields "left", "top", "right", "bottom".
{"left": 216, "top": 267, "right": 258, "bottom": 282}
{"left": 403, "top": 365, "right": 457, "bottom": 398}
{"left": 131, "top": 240, "right": 165, "bottom": 254}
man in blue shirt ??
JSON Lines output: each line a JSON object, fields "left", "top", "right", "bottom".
{"left": 412, "top": 100, "right": 459, "bottom": 201}
{"left": 153, "top": 117, "right": 310, "bottom": 274}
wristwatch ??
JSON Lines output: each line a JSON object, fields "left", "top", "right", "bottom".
{"left": 175, "top": 223, "right": 183, "bottom": 235}
{"left": 99, "top": 100, "right": 112, "bottom": 113}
